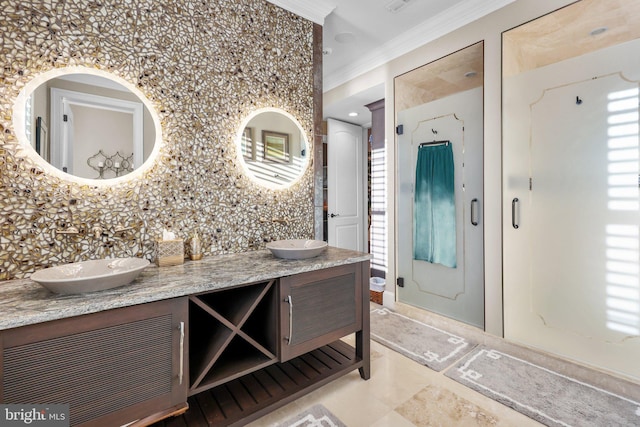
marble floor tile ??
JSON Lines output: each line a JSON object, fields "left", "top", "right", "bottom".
{"left": 249, "top": 336, "right": 543, "bottom": 426}
{"left": 395, "top": 384, "right": 499, "bottom": 427}
{"left": 369, "top": 410, "right": 418, "bottom": 427}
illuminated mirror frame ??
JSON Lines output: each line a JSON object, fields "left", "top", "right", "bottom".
{"left": 12, "top": 66, "right": 162, "bottom": 186}
{"left": 236, "top": 107, "right": 310, "bottom": 190}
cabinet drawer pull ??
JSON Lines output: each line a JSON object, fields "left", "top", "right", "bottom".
{"left": 178, "top": 321, "right": 185, "bottom": 385}
{"left": 285, "top": 295, "right": 293, "bottom": 345}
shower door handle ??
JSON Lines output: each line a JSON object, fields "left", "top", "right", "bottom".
{"left": 470, "top": 198, "right": 479, "bottom": 226}
{"left": 512, "top": 198, "right": 520, "bottom": 229}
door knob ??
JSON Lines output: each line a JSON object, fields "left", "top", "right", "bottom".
{"left": 330, "top": 213, "right": 339, "bottom": 218}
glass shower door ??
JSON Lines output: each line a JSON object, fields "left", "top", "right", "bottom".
{"left": 396, "top": 88, "right": 484, "bottom": 328}
{"left": 503, "top": 72, "right": 640, "bottom": 378}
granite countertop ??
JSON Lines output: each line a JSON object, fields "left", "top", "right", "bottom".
{"left": 0, "top": 246, "right": 371, "bottom": 331}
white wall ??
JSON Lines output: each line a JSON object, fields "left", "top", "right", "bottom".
{"left": 324, "top": 0, "right": 576, "bottom": 336}
{"left": 71, "top": 105, "right": 134, "bottom": 179}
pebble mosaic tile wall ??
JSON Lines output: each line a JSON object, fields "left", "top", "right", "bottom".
{"left": 0, "top": 0, "right": 316, "bottom": 280}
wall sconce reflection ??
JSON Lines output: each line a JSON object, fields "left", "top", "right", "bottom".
{"left": 87, "top": 150, "right": 134, "bottom": 179}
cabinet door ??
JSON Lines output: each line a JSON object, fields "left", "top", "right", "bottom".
{"left": 280, "top": 263, "right": 363, "bottom": 362}
{"left": 0, "top": 298, "right": 188, "bottom": 427}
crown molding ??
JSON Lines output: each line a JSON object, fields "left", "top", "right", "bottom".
{"left": 323, "top": 0, "right": 515, "bottom": 91}
{"left": 266, "top": 0, "right": 336, "bottom": 25}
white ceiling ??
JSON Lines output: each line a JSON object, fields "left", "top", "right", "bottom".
{"left": 323, "top": 83, "right": 385, "bottom": 127}
{"left": 268, "top": 0, "right": 515, "bottom": 127}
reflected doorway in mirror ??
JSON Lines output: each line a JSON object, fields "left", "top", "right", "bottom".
{"left": 35, "top": 116, "right": 49, "bottom": 162}
{"left": 12, "top": 66, "right": 162, "bottom": 186}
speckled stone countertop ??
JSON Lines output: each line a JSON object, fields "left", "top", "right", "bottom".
{"left": 0, "top": 247, "right": 371, "bottom": 331}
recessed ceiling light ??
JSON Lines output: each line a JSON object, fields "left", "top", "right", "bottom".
{"left": 385, "top": 0, "right": 413, "bottom": 13}
{"left": 589, "top": 27, "right": 608, "bottom": 36}
{"left": 348, "top": 112, "right": 359, "bottom": 117}
{"left": 335, "top": 32, "right": 356, "bottom": 44}
{"left": 464, "top": 71, "right": 477, "bottom": 78}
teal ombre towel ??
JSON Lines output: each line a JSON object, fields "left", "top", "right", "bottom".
{"left": 413, "top": 143, "right": 457, "bottom": 268}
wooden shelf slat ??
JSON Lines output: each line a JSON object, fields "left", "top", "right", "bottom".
{"left": 239, "top": 374, "right": 271, "bottom": 403}
{"left": 300, "top": 352, "right": 331, "bottom": 375}
{"left": 212, "top": 385, "right": 243, "bottom": 421}
{"left": 194, "top": 391, "right": 225, "bottom": 426}
{"left": 160, "top": 341, "right": 361, "bottom": 427}
{"left": 253, "top": 369, "right": 285, "bottom": 396}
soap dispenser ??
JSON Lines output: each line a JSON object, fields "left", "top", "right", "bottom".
{"left": 189, "top": 231, "right": 203, "bottom": 260}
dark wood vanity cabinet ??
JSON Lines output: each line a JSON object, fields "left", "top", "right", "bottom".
{"left": 0, "top": 298, "right": 188, "bottom": 427}
{"left": 279, "top": 263, "right": 363, "bottom": 362}
{"left": 182, "top": 261, "right": 370, "bottom": 426}
{"left": 0, "top": 259, "right": 370, "bottom": 427}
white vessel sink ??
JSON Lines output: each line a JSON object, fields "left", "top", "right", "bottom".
{"left": 266, "top": 239, "right": 328, "bottom": 260}
{"left": 30, "top": 257, "right": 150, "bottom": 295}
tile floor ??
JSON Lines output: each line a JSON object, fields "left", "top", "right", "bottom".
{"left": 247, "top": 304, "right": 545, "bottom": 427}
{"left": 248, "top": 301, "right": 640, "bottom": 426}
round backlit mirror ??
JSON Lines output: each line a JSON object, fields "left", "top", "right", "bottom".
{"left": 13, "top": 66, "right": 161, "bottom": 184}
{"left": 236, "top": 108, "right": 310, "bottom": 189}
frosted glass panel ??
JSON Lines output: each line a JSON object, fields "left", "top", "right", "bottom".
{"left": 396, "top": 87, "right": 484, "bottom": 328}
{"left": 529, "top": 75, "right": 639, "bottom": 341}
{"left": 503, "top": 40, "right": 640, "bottom": 379}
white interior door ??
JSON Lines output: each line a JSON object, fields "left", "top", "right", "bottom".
{"left": 50, "top": 87, "right": 143, "bottom": 177}
{"left": 327, "top": 118, "right": 366, "bottom": 252}
{"left": 396, "top": 87, "right": 484, "bottom": 328}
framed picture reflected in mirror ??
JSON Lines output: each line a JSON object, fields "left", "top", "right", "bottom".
{"left": 263, "top": 130, "right": 289, "bottom": 163}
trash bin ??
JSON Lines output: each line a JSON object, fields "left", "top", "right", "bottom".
{"left": 369, "top": 277, "right": 385, "bottom": 304}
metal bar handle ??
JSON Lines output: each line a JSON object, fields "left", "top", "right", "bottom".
{"left": 178, "top": 321, "right": 185, "bottom": 385}
{"left": 512, "top": 198, "right": 520, "bottom": 229}
{"left": 285, "top": 295, "right": 293, "bottom": 345}
{"left": 471, "top": 198, "right": 479, "bottom": 226}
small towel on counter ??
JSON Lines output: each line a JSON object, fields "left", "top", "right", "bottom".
{"left": 413, "top": 143, "right": 457, "bottom": 268}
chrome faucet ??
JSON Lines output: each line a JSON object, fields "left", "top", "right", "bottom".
{"left": 54, "top": 187, "right": 80, "bottom": 236}
{"left": 56, "top": 225, "right": 80, "bottom": 235}
{"left": 114, "top": 224, "right": 135, "bottom": 236}
{"left": 259, "top": 217, "right": 290, "bottom": 225}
